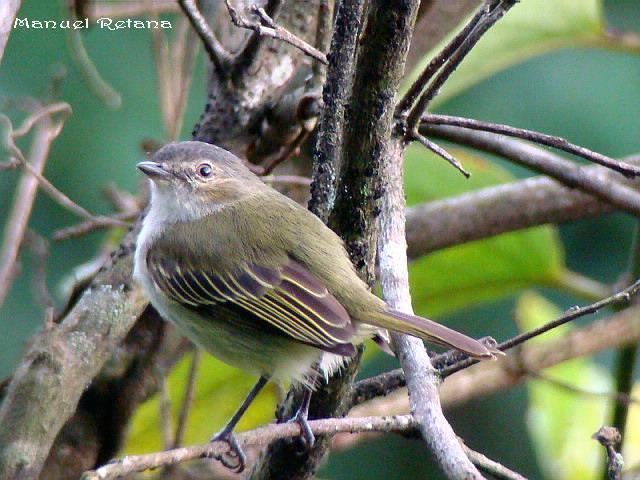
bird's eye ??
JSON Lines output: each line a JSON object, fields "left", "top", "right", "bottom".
{"left": 197, "top": 163, "right": 213, "bottom": 178}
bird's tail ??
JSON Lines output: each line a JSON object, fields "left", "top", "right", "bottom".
{"left": 367, "top": 309, "right": 499, "bottom": 359}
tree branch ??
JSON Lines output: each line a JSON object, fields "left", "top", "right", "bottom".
{"left": 0, "top": 109, "right": 55, "bottom": 307}
{"left": 380, "top": 138, "right": 482, "bottom": 478}
{"left": 308, "top": 0, "right": 363, "bottom": 221}
{"left": 404, "top": 154, "right": 640, "bottom": 258}
{"left": 0, "top": 278, "right": 147, "bottom": 478}
{"left": 439, "top": 304, "right": 640, "bottom": 407}
{"left": 461, "top": 442, "right": 527, "bottom": 480}
{"left": 194, "top": 1, "right": 322, "bottom": 150}
{"left": 348, "top": 303, "right": 640, "bottom": 434}
{"left": 82, "top": 415, "right": 418, "bottom": 479}
{"left": 342, "top": 0, "right": 483, "bottom": 477}
{"left": 423, "top": 124, "right": 640, "bottom": 216}
{"left": 178, "top": 0, "right": 232, "bottom": 74}
{"left": 224, "top": 0, "right": 327, "bottom": 64}
{"left": 405, "top": 0, "right": 518, "bottom": 132}
{"left": 413, "top": 131, "right": 470, "bottom": 177}
{"left": 405, "top": 0, "right": 482, "bottom": 74}
{"left": 351, "top": 299, "right": 640, "bottom": 411}
{"left": 423, "top": 113, "right": 640, "bottom": 178}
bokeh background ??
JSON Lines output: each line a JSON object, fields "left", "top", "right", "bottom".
{"left": 1, "top": 0, "right": 639, "bottom": 478}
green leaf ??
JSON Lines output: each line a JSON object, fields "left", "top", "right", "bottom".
{"left": 516, "top": 291, "right": 611, "bottom": 480}
{"left": 405, "top": 0, "right": 622, "bottom": 108}
{"left": 126, "top": 342, "right": 381, "bottom": 454}
{"left": 125, "top": 352, "right": 279, "bottom": 454}
{"left": 405, "top": 145, "right": 564, "bottom": 317}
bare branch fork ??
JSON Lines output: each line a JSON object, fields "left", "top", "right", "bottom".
{"left": 82, "top": 414, "right": 524, "bottom": 480}
{"left": 395, "top": 0, "right": 640, "bottom": 183}
{"left": 224, "top": 0, "right": 328, "bottom": 64}
{"left": 424, "top": 124, "right": 640, "bottom": 217}
{"left": 392, "top": 0, "right": 518, "bottom": 176}
{"left": 422, "top": 113, "right": 640, "bottom": 178}
{"left": 177, "top": 0, "right": 232, "bottom": 74}
{"left": 0, "top": 102, "right": 127, "bottom": 308}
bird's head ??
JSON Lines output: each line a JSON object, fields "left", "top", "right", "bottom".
{"left": 138, "top": 141, "right": 263, "bottom": 222}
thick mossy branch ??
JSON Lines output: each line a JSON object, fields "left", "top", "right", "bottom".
{"left": 0, "top": 245, "right": 147, "bottom": 479}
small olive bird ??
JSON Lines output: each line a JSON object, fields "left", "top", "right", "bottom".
{"left": 134, "top": 141, "right": 496, "bottom": 470}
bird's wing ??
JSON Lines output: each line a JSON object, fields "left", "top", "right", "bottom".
{"left": 146, "top": 251, "right": 356, "bottom": 356}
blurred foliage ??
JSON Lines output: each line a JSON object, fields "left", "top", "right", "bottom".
{"left": 1, "top": 0, "right": 640, "bottom": 479}
{"left": 405, "top": 146, "right": 565, "bottom": 318}
{"left": 127, "top": 352, "right": 280, "bottom": 454}
{"left": 516, "top": 291, "right": 613, "bottom": 480}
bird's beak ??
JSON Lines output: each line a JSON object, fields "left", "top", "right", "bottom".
{"left": 137, "top": 161, "right": 170, "bottom": 180}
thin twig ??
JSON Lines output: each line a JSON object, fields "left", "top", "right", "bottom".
{"left": 259, "top": 129, "right": 312, "bottom": 175}
{"left": 528, "top": 370, "right": 640, "bottom": 407}
{"left": 67, "top": 23, "right": 121, "bottom": 108}
{"left": 83, "top": 415, "right": 418, "bottom": 479}
{"left": 351, "top": 282, "right": 640, "bottom": 405}
{"left": 423, "top": 124, "right": 640, "bottom": 217}
{"left": 103, "top": 183, "right": 140, "bottom": 213}
{"left": 422, "top": 113, "right": 640, "bottom": 178}
{"left": 412, "top": 130, "right": 470, "bottom": 177}
{"left": 52, "top": 212, "right": 135, "bottom": 241}
{"left": 441, "top": 278, "right": 640, "bottom": 377}
{"left": 159, "top": 375, "right": 173, "bottom": 451}
{"left": 406, "top": 0, "right": 518, "bottom": 132}
{"left": 224, "top": 0, "right": 328, "bottom": 64}
{"left": 461, "top": 442, "right": 528, "bottom": 480}
{"left": 172, "top": 350, "right": 200, "bottom": 449}
{"left": 397, "top": 1, "right": 487, "bottom": 115}
{"left": 22, "top": 230, "right": 53, "bottom": 309}
{"left": 0, "top": 104, "right": 69, "bottom": 307}
{"left": 178, "top": 0, "right": 232, "bottom": 74}
{"left": 262, "top": 174, "right": 312, "bottom": 186}
{"left": 1, "top": 105, "right": 115, "bottom": 224}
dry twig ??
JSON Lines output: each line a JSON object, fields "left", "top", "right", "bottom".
{"left": 404, "top": 154, "right": 640, "bottom": 258}
{"left": 178, "top": 0, "right": 232, "bottom": 74}
{"left": 224, "top": 0, "right": 328, "bottom": 64}
{"left": 443, "top": 278, "right": 640, "bottom": 376}
{"left": 351, "top": 280, "right": 640, "bottom": 404}
{"left": 173, "top": 350, "right": 200, "bottom": 449}
{"left": 422, "top": 113, "right": 640, "bottom": 178}
{"left": 424, "top": 124, "right": 640, "bottom": 217}
{"left": 83, "top": 415, "right": 417, "bottom": 479}
{"left": 413, "top": 130, "right": 470, "bottom": 177}
{"left": 0, "top": 103, "right": 70, "bottom": 307}
{"left": 461, "top": 442, "right": 528, "bottom": 480}
{"left": 52, "top": 212, "right": 135, "bottom": 241}
{"left": 404, "top": 0, "right": 517, "bottom": 132}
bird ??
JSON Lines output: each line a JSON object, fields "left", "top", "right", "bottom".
{"left": 134, "top": 141, "right": 497, "bottom": 471}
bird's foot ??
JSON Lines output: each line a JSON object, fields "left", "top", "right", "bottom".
{"left": 289, "top": 406, "right": 315, "bottom": 450}
{"left": 210, "top": 429, "right": 246, "bottom": 473}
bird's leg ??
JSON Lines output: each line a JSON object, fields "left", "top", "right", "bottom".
{"left": 211, "top": 375, "right": 270, "bottom": 472}
{"left": 291, "top": 386, "right": 315, "bottom": 448}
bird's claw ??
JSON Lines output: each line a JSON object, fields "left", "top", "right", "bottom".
{"left": 210, "top": 430, "right": 246, "bottom": 473}
{"left": 289, "top": 408, "right": 315, "bottom": 450}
